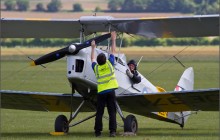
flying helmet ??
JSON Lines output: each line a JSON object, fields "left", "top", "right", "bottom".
{"left": 127, "top": 59, "right": 137, "bottom": 70}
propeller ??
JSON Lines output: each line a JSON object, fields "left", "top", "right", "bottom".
{"left": 30, "top": 33, "right": 111, "bottom": 66}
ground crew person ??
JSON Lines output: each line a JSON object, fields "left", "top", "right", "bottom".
{"left": 90, "top": 31, "right": 119, "bottom": 137}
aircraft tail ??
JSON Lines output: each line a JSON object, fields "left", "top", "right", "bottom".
{"left": 171, "top": 67, "right": 194, "bottom": 128}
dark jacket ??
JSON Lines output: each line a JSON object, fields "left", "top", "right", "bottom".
{"left": 131, "top": 70, "right": 141, "bottom": 84}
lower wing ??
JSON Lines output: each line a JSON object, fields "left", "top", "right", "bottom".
{"left": 117, "top": 88, "right": 219, "bottom": 115}
{"left": 0, "top": 90, "right": 95, "bottom": 112}
{"left": 1, "top": 88, "right": 218, "bottom": 113}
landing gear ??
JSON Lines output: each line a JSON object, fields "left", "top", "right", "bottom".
{"left": 54, "top": 93, "right": 138, "bottom": 134}
{"left": 55, "top": 115, "right": 69, "bottom": 133}
{"left": 54, "top": 82, "right": 97, "bottom": 134}
{"left": 124, "top": 115, "right": 138, "bottom": 133}
{"left": 115, "top": 101, "right": 138, "bottom": 133}
{"left": 54, "top": 99, "right": 96, "bottom": 133}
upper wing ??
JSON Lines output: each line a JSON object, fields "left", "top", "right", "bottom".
{"left": 0, "top": 90, "right": 95, "bottom": 112}
{"left": 1, "top": 18, "right": 81, "bottom": 38}
{"left": 1, "top": 15, "right": 219, "bottom": 38}
{"left": 112, "top": 15, "right": 219, "bottom": 38}
{"left": 117, "top": 88, "right": 219, "bottom": 116}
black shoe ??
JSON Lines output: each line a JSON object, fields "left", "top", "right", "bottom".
{"left": 95, "top": 132, "right": 101, "bottom": 137}
{"left": 109, "top": 132, "right": 116, "bottom": 137}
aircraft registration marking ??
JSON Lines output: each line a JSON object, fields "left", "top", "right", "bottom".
{"left": 143, "top": 93, "right": 191, "bottom": 111}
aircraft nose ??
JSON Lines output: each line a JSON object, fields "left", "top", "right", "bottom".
{"left": 69, "top": 45, "right": 76, "bottom": 53}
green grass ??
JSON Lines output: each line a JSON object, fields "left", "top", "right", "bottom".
{"left": 1, "top": 53, "right": 219, "bottom": 140}
{"left": 1, "top": 109, "right": 219, "bottom": 140}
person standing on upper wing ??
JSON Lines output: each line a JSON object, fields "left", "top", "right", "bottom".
{"left": 126, "top": 60, "right": 141, "bottom": 84}
{"left": 91, "top": 31, "right": 119, "bottom": 137}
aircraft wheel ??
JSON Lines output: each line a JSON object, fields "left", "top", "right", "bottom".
{"left": 124, "top": 115, "right": 138, "bottom": 133}
{"left": 55, "top": 115, "right": 69, "bottom": 133}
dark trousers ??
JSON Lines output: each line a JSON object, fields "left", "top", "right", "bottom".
{"left": 94, "top": 90, "right": 117, "bottom": 134}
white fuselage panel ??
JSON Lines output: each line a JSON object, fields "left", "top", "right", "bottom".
{"left": 66, "top": 48, "right": 158, "bottom": 95}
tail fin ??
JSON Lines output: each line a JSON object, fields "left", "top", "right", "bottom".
{"left": 172, "top": 67, "right": 194, "bottom": 128}
{"left": 175, "top": 67, "right": 194, "bottom": 91}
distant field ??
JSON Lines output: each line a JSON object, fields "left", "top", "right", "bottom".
{"left": 1, "top": 11, "right": 187, "bottom": 19}
{"left": 1, "top": 47, "right": 219, "bottom": 140}
{"left": 1, "top": 46, "right": 219, "bottom": 61}
{"left": 1, "top": 0, "right": 188, "bottom": 18}
{"left": 1, "top": 0, "right": 188, "bottom": 19}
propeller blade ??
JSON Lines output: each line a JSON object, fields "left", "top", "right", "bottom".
{"left": 74, "top": 33, "right": 111, "bottom": 53}
{"left": 31, "top": 47, "right": 68, "bottom": 66}
{"left": 30, "top": 33, "right": 111, "bottom": 66}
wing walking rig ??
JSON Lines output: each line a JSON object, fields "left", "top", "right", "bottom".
{"left": 0, "top": 14, "right": 219, "bottom": 134}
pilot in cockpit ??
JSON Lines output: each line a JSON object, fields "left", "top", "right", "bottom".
{"left": 126, "top": 59, "right": 141, "bottom": 84}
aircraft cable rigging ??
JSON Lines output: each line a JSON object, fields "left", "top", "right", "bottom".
{"left": 146, "top": 46, "right": 189, "bottom": 78}
{"left": 120, "top": 45, "right": 191, "bottom": 94}
{"left": 1, "top": 65, "right": 29, "bottom": 81}
{"left": 5, "top": 64, "right": 48, "bottom": 90}
{"left": 3, "top": 47, "right": 71, "bottom": 91}
{"left": 175, "top": 45, "right": 214, "bottom": 81}
{"left": 2, "top": 47, "right": 31, "bottom": 81}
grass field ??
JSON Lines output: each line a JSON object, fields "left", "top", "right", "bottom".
{"left": 1, "top": 47, "right": 219, "bottom": 140}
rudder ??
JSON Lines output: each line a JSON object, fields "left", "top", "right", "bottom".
{"left": 172, "top": 67, "right": 194, "bottom": 128}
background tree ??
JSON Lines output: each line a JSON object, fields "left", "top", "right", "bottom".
{"left": 4, "top": 0, "right": 16, "bottom": 11}
{"left": 16, "top": 0, "right": 29, "bottom": 11}
{"left": 147, "top": 0, "right": 176, "bottom": 12}
{"left": 108, "top": 0, "right": 124, "bottom": 11}
{"left": 36, "top": 3, "right": 45, "bottom": 12}
{"left": 95, "top": 6, "right": 102, "bottom": 12}
{"left": 73, "top": 3, "right": 83, "bottom": 12}
{"left": 175, "top": 0, "right": 196, "bottom": 13}
{"left": 194, "top": 0, "right": 219, "bottom": 14}
{"left": 110, "top": 0, "right": 219, "bottom": 14}
{"left": 47, "top": 0, "right": 62, "bottom": 12}
{"left": 122, "top": 0, "right": 147, "bottom": 12}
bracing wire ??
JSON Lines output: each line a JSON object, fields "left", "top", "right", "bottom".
{"left": 2, "top": 47, "right": 32, "bottom": 81}
{"left": 2, "top": 47, "right": 62, "bottom": 91}
{"left": 1, "top": 65, "right": 29, "bottom": 81}
{"left": 146, "top": 46, "right": 189, "bottom": 77}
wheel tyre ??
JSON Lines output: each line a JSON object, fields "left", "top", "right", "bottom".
{"left": 55, "top": 115, "right": 69, "bottom": 133}
{"left": 124, "top": 115, "right": 138, "bottom": 133}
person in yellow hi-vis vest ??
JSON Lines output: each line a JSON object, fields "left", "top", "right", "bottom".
{"left": 91, "top": 31, "right": 119, "bottom": 137}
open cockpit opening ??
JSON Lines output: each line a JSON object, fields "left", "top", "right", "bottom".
{"left": 75, "top": 59, "right": 84, "bottom": 72}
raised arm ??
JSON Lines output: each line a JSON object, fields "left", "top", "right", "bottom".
{"left": 111, "top": 31, "right": 117, "bottom": 54}
{"left": 91, "top": 40, "right": 96, "bottom": 62}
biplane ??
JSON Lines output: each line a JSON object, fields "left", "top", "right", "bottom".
{"left": 1, "top": 14, "right": 219, "bottom": 134}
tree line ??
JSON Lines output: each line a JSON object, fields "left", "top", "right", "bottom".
{"left": 3, "top": 0, "right": 219, "bottom": 14}
{"left": 108, "top": 0, "right": 219, "bottom": 14}
{"left": 1, "top": 37, "right": 219, "bottom": 48}
{"left": 3, "top": 0, "right": 84, "bottom": 12}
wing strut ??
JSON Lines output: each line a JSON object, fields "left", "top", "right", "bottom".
{"left": 80, "top": 24, "right": 85, "bottom": 43}
{"left": 55, "top": 96, "right": 97, "bottom": 133}
{"left": 116, "top": 33, "right": 124, "bottom": 63}
{"left": 68, "top": 100, "right": 96, "bottom": 127}
{"left": 116, "top": 101, "right": 125, "bottom": 121}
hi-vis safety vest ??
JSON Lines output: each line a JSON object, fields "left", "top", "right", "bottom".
{"left": 94, "top": 60, "right": 119, "bottom": 93}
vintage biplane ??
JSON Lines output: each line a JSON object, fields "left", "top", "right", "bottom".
{"left": 1, "top": 14, "right": 219, "bottom": 134}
